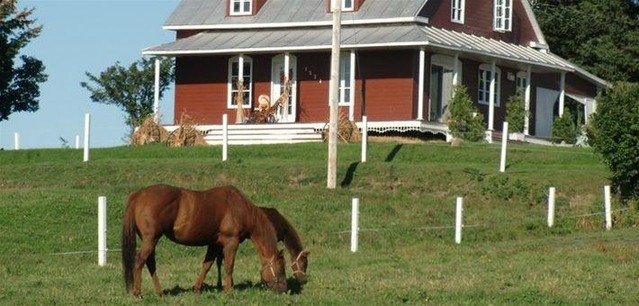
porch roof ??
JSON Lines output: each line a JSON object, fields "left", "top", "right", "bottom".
{"left": 143, "top": 23, "right": 575, "bottom": 73}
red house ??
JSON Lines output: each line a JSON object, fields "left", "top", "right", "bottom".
{"left": 143, "top": 0, "right": 607, "bottom": 144}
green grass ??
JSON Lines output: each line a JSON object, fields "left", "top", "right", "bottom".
{"left": 0, "top": 141, "right": 638, "bottom": 305}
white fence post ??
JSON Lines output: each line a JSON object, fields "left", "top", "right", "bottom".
{"left": 14, "top": 132, "right": 19, "bottom": 150}
{"left": 222, "top": 114, "right": 228, "bottom": 162}
{"left": 83, "top": 113, "right": 91, "bottom": 162}
{"left": 98, "top": 196, "right": 107, "bottom": 266}
{"left": 499, "top": 121, "right": 508, "bottom": 173}
{"left": 455, "top": 197, "right": 463, "bottom": 244}
{"left": 75, "top": 135, "right": 80, "bottom": 149}
{"left": 547, "top": 187, "right": 555, "bottom": 227}
{"left": 361, "top": 116, "right": 368, "bottom": 163}
{"left": 604, "top": 185, "right": 612, "bottom": 230}
{"left": 351, "top": 198, "right": 359, "bottom": 252}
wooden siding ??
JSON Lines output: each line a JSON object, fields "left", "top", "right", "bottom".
{"left": 422, "top": 0, "right": 539, "bottom": 46}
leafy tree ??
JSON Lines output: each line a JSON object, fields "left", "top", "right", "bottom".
{"left": 448, "top": 85, "right": 485, "bottom": 142}
{"left": 587, "top": 82, "right": 639, "bottom": 200}
{"left": 533, "top": 0, "right": 639, "bottom": 82}
{"left": 80, "top": 57, "right": 174, "bottom": 132}
{"left": 0, "top": 1, "right": 48, "bottom": 121}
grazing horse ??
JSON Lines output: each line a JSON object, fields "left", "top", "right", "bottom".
{"left": 121, "top": 184, "right": 288, "bottom": 297}
{"left": 196, "top": 207, "right": 309, "bottom": 292}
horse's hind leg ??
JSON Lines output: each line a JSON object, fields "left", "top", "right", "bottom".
{"left": 134, "top": 236, "right": 163, "bottom": 297}
{"left": 194, "top": 244, "right": 220, "bottom": 294}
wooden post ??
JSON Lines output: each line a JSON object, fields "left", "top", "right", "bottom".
{"left": 98, "top": 196, "right": 107, "bottom": 266}
{"left": 499, "top": 121, "right": 508, "bottom": 172}
{"left": 222, "top": 114, "right": 228, "bottom": 162}
{"left": 83, "top": 113, "right": 90, "bottom": 162}
{"left": 153, "top": 58, "right": 160, "bottom": 122}
{"left": 327, "top": 0, "right": 341, "bottom": 189}
{"left": 351, "top": 198, "right": 359, "bottom": 252}
{"left": 604, "top": 185, "right": 612, "bottom": 230}
{"left": 455, "top": 197, "right": 463, "bottom": 244}
{"left": 548, "top": 187, "right": 555, "bottom": 227}
{"left": 361, "top": 116, "right": 368, "bottom": 163}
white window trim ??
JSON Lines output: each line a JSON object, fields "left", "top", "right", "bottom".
{"left": 230, "top": 0, "right": 252, "bottom": 16}
{"left": 338, "top": 51, "right": 355, "bottom": 107}
{"left": 478, "top": 64, "right": 501, "bottom": 107}
{"left": 451, "top": 0, "right": 465, "bottom": 24}
{"left": 493, "top": 0, "right": 512, "bottom": 32}
{"left": 227, "top": 55, "right": 253, "bottom": 109}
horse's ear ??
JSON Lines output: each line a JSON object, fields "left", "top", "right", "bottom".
{"left": 278, "top": 249, "right": 285, "bottom": 258}
{"left": 301, "top": 250, "right": 310, "bottom": 257}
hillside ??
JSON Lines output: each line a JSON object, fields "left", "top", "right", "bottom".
{"left": 0, "top": 142, "right": 637, "bottom": 304}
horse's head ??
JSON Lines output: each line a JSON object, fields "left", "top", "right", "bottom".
{"left": 261, "top": 250, "right": 287, "bottom": 293}
{"left": 291, "top": 250, "right": 310, "bottom": 283}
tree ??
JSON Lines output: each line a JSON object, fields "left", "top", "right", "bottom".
{"left": 0, "top": 1, "right": 48, "bottom": 121}
{"left": 587, "top": 82, "right": 639, "bottom": 200}
{"left": 80, "top": 57, "right": 174, "bottom": 132}
{"left": 533, "top": 0, "right": 639, "bottom": 82}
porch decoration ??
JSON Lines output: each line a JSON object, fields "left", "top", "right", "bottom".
{"left": 322, "top": 110, "right": 361, "bottom": 143}
{"left": 247, "top": 79, "right": 291, "bottom": 124}
{"left": 130, "top": 116, "right": 170, "bottom": 146}
{"left": 166, "top": 113, "right": 207, "bottom": 147}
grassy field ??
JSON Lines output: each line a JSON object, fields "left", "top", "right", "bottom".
{"left": 0, "top": 141, "right": 638, "bottom": 305}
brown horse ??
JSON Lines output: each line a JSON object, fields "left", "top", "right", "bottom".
{"left": 198, "top": 207, "right": 309, "bottom": 291}
{"left": 121, "top": 184, "right": 288, "bottom": 297}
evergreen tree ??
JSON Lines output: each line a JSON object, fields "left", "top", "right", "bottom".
{"left": 0, "top": 1, "right": 48, "bottom": 121}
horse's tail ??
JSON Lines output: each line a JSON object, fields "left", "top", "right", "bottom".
{"left": 121, "top": 199, "right": 137, "bottom": 293}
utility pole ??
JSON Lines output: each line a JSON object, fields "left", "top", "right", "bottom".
{"left": 327, "top": 0, "right": 341, "bottom": 189}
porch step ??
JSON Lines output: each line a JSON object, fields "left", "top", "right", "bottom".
{"left": 200, "top": 124, "right": 324, "bottom": 145}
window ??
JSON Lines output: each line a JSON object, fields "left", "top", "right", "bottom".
{"left": 338, "top": 52, "right": 354, "bottom": 105}
{"left": 230, "top": 0, "right": 252, "bottom": 16}
{"left": 494, "top": 0, "right": 512, "bottom": 31}
{"left": 227, "top": 55, "right": 252, "bottom": 108}
{"left": 331, "top": 0, "right": 354, "bottom": 12}
{"left": 451, "top": 0, "right": 465, "bottom": 24}
{"left": 516, "top": 71, "right": 528, "bottom": 94}
{"left": 478, "top": 64, "right": 501, "bottom": 106}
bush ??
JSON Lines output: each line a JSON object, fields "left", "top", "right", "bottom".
{"left": 448, "top": 85, "right": 486, "bottom": 142}
{"left": 552, "top": 108, "right": 578, "bottom": 144}
{"left": 505, "top": 90, "right": 527, "bottom": 133}
{"left": 588, "top": 82, "right": 639, "bottom": 200}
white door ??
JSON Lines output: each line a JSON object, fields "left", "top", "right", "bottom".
{"left": 271, "top": 54, "right": 297, "bottom": 123}
{"left": 535, "top": 87, "right": 559, "bottom": 138}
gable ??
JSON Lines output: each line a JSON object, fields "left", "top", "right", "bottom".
{"left": 421, "top": 0, "right": 544, "bottom": 47}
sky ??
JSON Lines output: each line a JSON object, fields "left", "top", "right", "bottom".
{"left": 0, "top": 0, "right": 180, "bottom": 149}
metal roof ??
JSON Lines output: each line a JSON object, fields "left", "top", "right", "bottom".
{"left": 144, "top": 23, "right": 577, "bottom": 73}
{"left": 164, "top": 0, "right": 429, "bottom": 29}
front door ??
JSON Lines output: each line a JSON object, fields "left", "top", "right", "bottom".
{"left": 429, "top": 65, "right": 454, "bottom": 122}
{"left": 535, "top": 87, "right": 560, "bottom": 138}
{"left": 271, "top": 54, "right": 297, "bottom": 123}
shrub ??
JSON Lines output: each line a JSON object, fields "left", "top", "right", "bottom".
{"left": 588, "top": 82, "right": 639, "bottom": 200}
{"left": 505, "top": 90, "right": 527, "bottom": 133}
{"left": 552, "top": 108, "right": 578, "bottom": 144}
{"left": 448, "top": 85, "right": 486, "bottom": 142}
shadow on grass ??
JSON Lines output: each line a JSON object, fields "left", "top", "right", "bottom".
{"left": 162, "top": 278, "right": 305, "bottom": 296}
{"left": 385, "top": 144, "right": 403, "bottom": 162}
{"left": 341, "top": 162, "right": 360, "bottom": 188}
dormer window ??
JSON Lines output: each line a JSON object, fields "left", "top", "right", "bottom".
{"left": 230, "top": 0, "right": 252, "bottom": 16}
{"left": 451, "top": 0, "right": 465, "bottom": 24}
{"left": 494, "top": 0, "right": 512, "bottom": 31}
{"left": 330, "top": 0, "right": 355, "bottom": 12}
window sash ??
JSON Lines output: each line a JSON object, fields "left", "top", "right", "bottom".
{"left": 228, "top": 57, "right": 252, "bottom": 108}
{"left": 451, "top": 0, "right": 465, "bottom": 23}
{"left": 494, "top": 0, "right": 512, "bottom": 31}
{"left": 338, "top": 53, "right": 352, "bottom": 105}
{"left": 230, "top": 0, "right": 252, "bottom": 15}
{"left": 478, "top": 67, "right": 500, "bottom": 107}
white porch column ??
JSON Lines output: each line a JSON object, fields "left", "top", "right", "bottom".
{"left": 524, "top": 65, "right": 531, "bottom": 135}
{"left": 417, "top": 47, "right": 425, "bottom": 120}
{"left": 559, "top": 72, "right": 566, "bottom": 117}
{"left": 153, "top": 58, "right": 160, "bottom": 122}
{"left": 488, "top": 61, "right": 496, "bottom": 131}
{"left": 452, "top": 53, "right": 460, "bottom": 87}
{"left": 349, "top": 50, "right": 356, "bottom": 121}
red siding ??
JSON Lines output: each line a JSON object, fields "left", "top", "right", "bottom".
{"left": 422, "top": 0, "right": 539, "bottom": 46}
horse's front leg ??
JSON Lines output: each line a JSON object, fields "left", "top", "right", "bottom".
{"left": 220, "top": 237, "right": 239, "bottom": 291}
{"left": 194, "top": 244, "right": 220, "bottom": 294}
